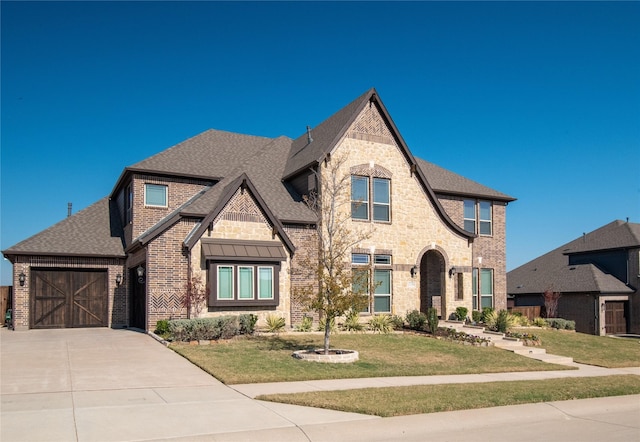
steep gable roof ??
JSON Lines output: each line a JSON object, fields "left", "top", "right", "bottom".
{"left": 417, "top": 158, "right": 515, "bottom": 202}
{"left": 2, "top": 198, "right": 125, "bottom": 260}
{"left": 183, "top": 173, "right": 296, "bottom": 255}
{"left": 284, "top": 88, "right": 375, "bottom": 180}
{"left": 508, "top": 220, "right": 638, "bottom": 295}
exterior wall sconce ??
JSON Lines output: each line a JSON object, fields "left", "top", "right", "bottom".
{"left": 136, "top": 266, "right": 145, "bottom": 284}
{"left": 449, "top": 267, "right": 457, "bottom": 278}
{"left": 18, "top": 271, "right": 26, "bottom": 287}
{"left": 115, "top": 274, "right": 122, "bottom": 286}
{"left": 410, "top": 266, "right": 418, "bottom": 278}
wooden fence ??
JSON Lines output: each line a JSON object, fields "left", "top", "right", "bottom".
{"left": 509, "top": 306, "right": 542, "bottom": 320}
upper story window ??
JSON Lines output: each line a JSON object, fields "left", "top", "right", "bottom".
{"left": 463, "top": 199, "right": 492, "bottom": 236}
{"left": 351, "top": 176, "right": 391, "bottom": 222}
{"left": 145, "top": 184, "right": 168, "bottom": 207}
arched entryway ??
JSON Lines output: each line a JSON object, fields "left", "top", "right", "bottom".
{"left": 419, "top": 250, "right": 446, "bottom": 318}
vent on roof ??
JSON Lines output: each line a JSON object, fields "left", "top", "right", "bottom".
{"left": 306, "top": 126, "right": 313, "bottom": 144}
{"left": 68, "top": 202, "right": 72, "bottom": 218}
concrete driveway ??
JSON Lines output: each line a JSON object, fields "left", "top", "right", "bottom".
{"left": 2, "top": 327, "right": 639, "bottom": 442}
{"left": 0, "top": 328, "right": 373, "bottom": 442}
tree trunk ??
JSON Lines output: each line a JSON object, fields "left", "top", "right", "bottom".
{"left": 323, "top": 318, "right": 331, "bottom": 354}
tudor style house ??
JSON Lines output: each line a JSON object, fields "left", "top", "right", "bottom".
{"left": 3, "top": 89, "right": 515, "bottom": 331}
{"left": 508, "top": 220, "right": 640, "bottom": 335}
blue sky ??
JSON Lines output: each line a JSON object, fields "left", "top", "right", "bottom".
{"left": 2, "top": 1, "right": 639, "bottom": 286}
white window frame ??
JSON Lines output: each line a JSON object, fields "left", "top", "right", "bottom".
{"left": 480, "top": 268, "right": 494, "bottom": 308}
{"left": 372, "top": 178, "right": 390, "bottom": 222}
{"left": 237, "top": 266, "right": 255, "bottom": 300}
{"left": 144, "top": 183, "right": 168, "bottom": 207}
{"left": 479, "top": 200, "right": 492, "bottom": 236}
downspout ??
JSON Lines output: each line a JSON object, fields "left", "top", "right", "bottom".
{"left": 186, "top": 247, "right": 192, "bottom": 320}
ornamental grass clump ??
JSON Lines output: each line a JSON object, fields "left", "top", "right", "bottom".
{"left": 368, "top": 315, "right": 393, "bottom": 334}
{"left": 295, "top": 316, "right": 314, "bottom": 332}
{"left": 343, "top": 310, "right": 364, "bottom": 332}
{"left": 265, "top": 314, "right": 286, "bottom": 333}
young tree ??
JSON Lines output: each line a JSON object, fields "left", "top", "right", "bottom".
{"left": 182, "top": 273, "right": 209, "bottom": 318}
{"left": 543, "top": 288, "right": 561, "bottom": 318}
{"left": 293, "top": 154, "right": 372, "bottom": 354}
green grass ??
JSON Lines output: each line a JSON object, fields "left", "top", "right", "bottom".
{"left": 257, "top": 375, "right": 640, "bottom": 417}
{"left": 171, "top": 333, "right": 571, "bottom": 384}
{"left": 535, "top": 329, "right": 640, "bottom": 367}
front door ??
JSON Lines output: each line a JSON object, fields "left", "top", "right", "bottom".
{"left": 129, "top": 266, "right": 146, "bottom": 329}
{"left": 605, "top": 301, "right": 627, "bottom": 335}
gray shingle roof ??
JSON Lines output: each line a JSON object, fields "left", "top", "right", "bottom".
{"left": 508, "top": 220, "right": 638, "bottom": 295}
{"left": 417, "top": 158, "right": 515, "bottom": 202}
{"left": 126, "top": 129, "right": 273, "bottom": 179}
{"left": 284, "top": 88, "right": 375, "bottom": 179}
{"left": 2, "top": 198, "right": 125, "bottom": 259}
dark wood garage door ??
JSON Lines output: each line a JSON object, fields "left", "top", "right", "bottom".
{"left": 31, "top": 269, "right": 108, "bottom": 329}
{"left": 605, "top": 301, "right": 627, "bottom": 335}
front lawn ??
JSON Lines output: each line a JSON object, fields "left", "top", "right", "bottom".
{"left": 171, "top": 332, "right": 571, "bottom": 384}
{"left": 535, "top": 329, "right": 640, "bottom": 367}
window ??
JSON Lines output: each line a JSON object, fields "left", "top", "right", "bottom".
{"left": 351, "top": 176, "right": 369, "bottom": 220}
{"left": 258, "top": 267, "right": 274, "bottom": 300}
{"left": 351, "top": 175, "right": 391, "bottom": 222}
{"left": 472, "top": 268, "right": 493, "bottom": 309}
{"left": 464, "top": 200, "right": 476, "bottom": 233}
{"left": 238, "top": 267, "right": 254, "bottom": 299}
{"left": 463, "top": 200, "right": 492, "bottom": 236}
{"left": 479, "top": 201, "right": 492, "bottom": 235}
{"left": 372, "top": 178, "right": 390, "bottom": 222}
{"left": 456, "top": 273, "right": 464, "bottom": 300}
{"left": 217, "top": 266, "right": 234, "bottom": 300}
{"left": 211, "top": 263, "right": 279, "bottom": 306}
{"left": 352, "top": 252, "right": 392, "bottom": 314}
{"left": 480, "top": 269, "right": 493, "bottom": 308}
{"left": 145, "top": 184, "right": 167, "bottom": 207}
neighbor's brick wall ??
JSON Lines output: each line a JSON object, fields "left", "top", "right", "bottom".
{"left": 10, "top": 256, "right": 126, "bottom": 330}
{"left": 558, "top": 293, "right": 597, "bottom": 334}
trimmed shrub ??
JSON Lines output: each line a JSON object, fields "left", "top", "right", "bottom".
{"left": 155, "top": 319, "right": 170, "bottom": 336}
{"left": 427, "top": 307, "right": 439, "bottom": 334}
{"left": 368, "top": 314, "right": 393, "bottom": 334}
{"left": 389, "top": 315, "right": 405, "bottom": 330}
{"left": 406, "top": 310, "right": 427, "bottom": 330}
{"left": 546, "top": 318, "right": 576, "bottom": 330}
{"left": 472, "top": 310, "right": 483, "bottom": 324}
{"left": 455, "top": 307, "right": 468, "bottom": 322}
{"left": 167, "top": 316, "right": 239, "bottom": 342}
{"left": 532, "top": 317, "right": 548, "bottom": 328}
{"left": 239, "top": 314, "right": 258, "bottom": 335}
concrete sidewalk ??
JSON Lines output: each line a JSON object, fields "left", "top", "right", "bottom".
{"left": 2, "top": 327, "right": 639, "bottom": 442}
{"left": 231, "top": 363, "right": 640, "bottom": 398}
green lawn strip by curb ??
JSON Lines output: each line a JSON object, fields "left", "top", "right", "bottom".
{"left": 256, "top": 375, "right": 640, "bottom": 417}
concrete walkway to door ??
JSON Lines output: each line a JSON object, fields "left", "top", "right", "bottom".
{"left": 2, "top": 328, "right": 639, "bottom": 442}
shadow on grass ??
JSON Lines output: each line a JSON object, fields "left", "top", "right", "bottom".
{"left": 253, "top": 335, "right": 319, "bottom": 352}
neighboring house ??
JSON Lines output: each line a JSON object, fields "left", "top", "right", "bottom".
{"left": 508, "top": 220, "right": 640, "bottom": 335}
{"left": 3, "top": 88, "right": 515, "bottom": 331}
